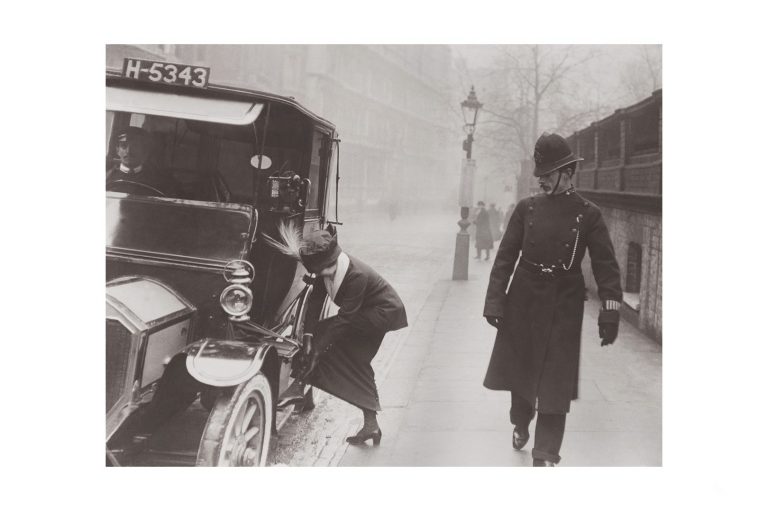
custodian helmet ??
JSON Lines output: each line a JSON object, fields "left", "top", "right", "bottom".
{"left": 533, "top": 132, "right": 584, "bottom": 177}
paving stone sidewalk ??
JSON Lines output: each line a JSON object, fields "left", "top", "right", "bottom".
{"left": 338, "top": 256, "right": 662, "bottom": 467}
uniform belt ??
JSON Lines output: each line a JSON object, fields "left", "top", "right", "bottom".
{"left": 518, "top": 258, "right": 582, "bottom": 277}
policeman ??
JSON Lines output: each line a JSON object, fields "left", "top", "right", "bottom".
{"left": 483, "top": 132, "right": 622, "bottom": 466}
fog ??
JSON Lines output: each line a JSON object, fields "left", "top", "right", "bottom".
{"left": 106, "top": 44, "right": 661, "bottom": 217}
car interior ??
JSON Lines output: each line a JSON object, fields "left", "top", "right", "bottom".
{"left": 106, "top": 107, "right": 316, "bottom": 206}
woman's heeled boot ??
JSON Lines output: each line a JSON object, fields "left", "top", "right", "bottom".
{"left": 346, "top": 408, "right": 382, "bottom": 445}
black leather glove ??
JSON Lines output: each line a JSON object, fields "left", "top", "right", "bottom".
{"left": 598, "top": 309, "right": 620, "bottom": 346}
{"left": 297, "top": 350, "right": 320, "bottom": 381}
{"left": 485, "top": 316, "right": 501, "bottom": 329}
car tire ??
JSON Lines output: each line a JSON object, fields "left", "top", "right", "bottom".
{"left": 196, "top": 373, "right": 273, "bottom": 467}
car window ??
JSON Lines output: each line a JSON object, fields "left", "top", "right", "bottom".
{"left": 306, "top": 129, "right": 327, "bottom": 214}
{"left": 106, "top": 112, "right": 256, "bottom": 203}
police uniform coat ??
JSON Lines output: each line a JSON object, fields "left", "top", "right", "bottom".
{"left": 309, "top": 255, "right": 408, "bottom": 411}
{"left": 483, "top": 190, "right": 621, "bottom": 414}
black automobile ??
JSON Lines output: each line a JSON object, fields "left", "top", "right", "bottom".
{"left": 106, "top": 59, "right": 339, "bottom": 466}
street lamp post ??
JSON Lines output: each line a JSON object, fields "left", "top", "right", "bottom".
{"left": 452, "top": 86, "right": 483, "bottom": 280}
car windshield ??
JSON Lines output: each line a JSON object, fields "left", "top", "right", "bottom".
{"left": 106, "top": 87, "right": 324, "bottom": 210}
{"left": 106, "top": 110, "right": 261, "bottom": 203}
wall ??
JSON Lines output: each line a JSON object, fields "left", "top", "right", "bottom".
{"left": 581, "top": 206, "right": 662, "bottom": 342}
{"left": 571, "top": 89, "right": 662, "bottom": 343}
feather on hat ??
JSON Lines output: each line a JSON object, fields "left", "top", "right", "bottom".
{"left": 262, "top": 221, "right": 341, "bottom": 273}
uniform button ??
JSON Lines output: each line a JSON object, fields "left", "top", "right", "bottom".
{"left": 583, "top": 201, "right": 589, "bottom": 207}
{"left": 558, "top": 258, "right": 563, "bottom": 263}
{"left": 565, "top": 243, "right": 570, "bottom": 248}
{"left": 528, "top": 222, "right": 533, "bottom": 227}
{"left": 571, "top": 228, "right": 577, "bottom": 233}
{"left": 528, "top": 206, "right": 534, "bottom": 211}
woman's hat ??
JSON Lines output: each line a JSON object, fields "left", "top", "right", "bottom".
{"left": 533, "top": 132, "right": 583, "bottom": 177}
{"left": 300, "top": 230, "right": 341, "bottom": 272}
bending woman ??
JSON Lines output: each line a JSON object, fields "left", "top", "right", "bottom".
{"left": 271, "top": 228, "right": 407, "bottom": 445}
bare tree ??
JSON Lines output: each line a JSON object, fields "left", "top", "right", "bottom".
{"left": 619, "top": 45, "right": 662, "bottom": 103}
{"left": 479, "top": 45, "right": 599, "bottom": 165}
{"left": 462, "top": 45, "right": 661, "bottom": 203}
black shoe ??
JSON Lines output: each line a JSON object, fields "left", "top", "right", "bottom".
{"left": 294, "top": 386, "right": 315, "bottom": 413}
{"left": 532, "top": 458, "right": 556, "bottom": 467}
{"left": 277, "top": 381, "right": 305, "bottom": 408}
{"left": 346, "top": 427, "right": 382, "bottom": 446}
{"left": 512, "top": 426, "right": 529, "bottom": 450}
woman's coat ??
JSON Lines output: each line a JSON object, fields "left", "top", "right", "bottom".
{"left": 309, "top": 255, "right": 407, "bottom": 411}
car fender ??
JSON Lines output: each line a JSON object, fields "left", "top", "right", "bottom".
{"left": 184, "top": 338, "right": 277, "bottom": 387}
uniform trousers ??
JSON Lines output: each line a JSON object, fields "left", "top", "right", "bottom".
{"left": 510, "top": 392, "right": 566, "bottom": 464}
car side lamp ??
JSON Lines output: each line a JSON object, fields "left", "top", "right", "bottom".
{"left": 221, "top": 260, "right": 255, "bottom": 322}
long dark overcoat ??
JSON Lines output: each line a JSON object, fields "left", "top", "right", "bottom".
{"left": 474, "top": 208, "right": 494, "bottom": 250}
{"left": 483, "top": 191, "right": 621, "bottom": 414}
{"left": 309, "top": 255, "right": 408, "bottom": 411}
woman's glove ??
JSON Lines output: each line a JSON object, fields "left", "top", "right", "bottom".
{"left": 306, "top": 350, "right": 321, "bottom": 378}
{"left": 297, "top": 350, "right": 320, "bottom": 382}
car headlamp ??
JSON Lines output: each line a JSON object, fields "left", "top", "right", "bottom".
{"left": 220, "top": 284, "right": 253, "bottom": 321}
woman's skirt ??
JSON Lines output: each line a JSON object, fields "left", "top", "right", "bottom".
{"left": 309, "top": 319, "right": 386, "bottom": 411}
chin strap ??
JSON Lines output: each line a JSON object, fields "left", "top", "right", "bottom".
{"left": 552, "top": 170, "right": 564, "bottom": 193}
{"left": 550, "top": 170, "right": 576, "bottom": 195}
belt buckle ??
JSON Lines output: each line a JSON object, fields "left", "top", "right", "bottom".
{"left": 540, "top": 266, "right": 555, "bottom": 277}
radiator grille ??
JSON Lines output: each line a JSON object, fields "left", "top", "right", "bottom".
{"left": 106, "top": 319, "right": 133, "bottom": 413}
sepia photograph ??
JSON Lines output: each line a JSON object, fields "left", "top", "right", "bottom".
{"left": 6, "top": 1, "right": 768, "bottom": 509}
{"left": 105, "top": 43, "right": 662, "bottom": 468}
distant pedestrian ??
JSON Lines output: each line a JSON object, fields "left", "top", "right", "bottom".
{"left": 473, "top": 201, "right": 494, "bottom": 260}
{"left": 483, "top": 133, "right": 623, "bottom": 467}
{"left": 488, "top": 203, "right": 502, "bottom": 241}
{"left": 270, "top": 227, "right": 408, "bottom": 446}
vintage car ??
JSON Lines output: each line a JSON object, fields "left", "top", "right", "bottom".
{"left": 106, "top": 59, "right": 340, "bottom": 466}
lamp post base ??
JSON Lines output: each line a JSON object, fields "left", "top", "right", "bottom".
{"left": 452, "top": 206, "right": 472, "bottom": 280}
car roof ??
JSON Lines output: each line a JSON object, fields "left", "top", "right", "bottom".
{"left": 106, "top": 68, "right": 336, "bottom": 132}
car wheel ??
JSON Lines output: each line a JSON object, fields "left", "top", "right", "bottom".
{"left": 196, "top": 373, "right": 273, "bottom": 467}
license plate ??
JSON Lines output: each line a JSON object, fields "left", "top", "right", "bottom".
{"left": 122, "top": 58, "right": 210, "bottom": 89}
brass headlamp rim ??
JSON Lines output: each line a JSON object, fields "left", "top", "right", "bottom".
{"left": 220, "top": 283, "right": 253, "bottom": 321}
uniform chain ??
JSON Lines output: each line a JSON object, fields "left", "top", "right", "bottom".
{"left": 562, "top": 216, "right": 580, "bottom": 271}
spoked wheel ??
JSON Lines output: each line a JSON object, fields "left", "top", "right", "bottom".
{"left": 196, "top": 373, "right": 273, "bottom": 467}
